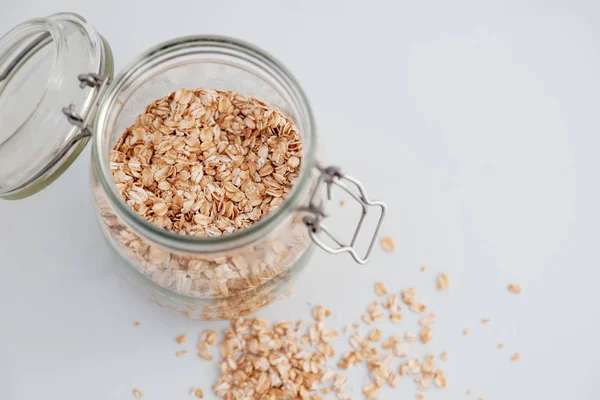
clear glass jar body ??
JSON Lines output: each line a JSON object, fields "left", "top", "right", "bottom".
{"left": 2, "top": 15, "right": 385, "bottom": 320}
{"left": 90, "top": 37, "right": 319, "bottom": 319}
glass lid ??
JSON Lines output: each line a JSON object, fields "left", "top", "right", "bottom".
{"left": 0, "top": 13, "right": 113, "bottom": 199}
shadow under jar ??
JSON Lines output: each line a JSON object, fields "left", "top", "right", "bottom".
{"left": 0, "top": 13, "right": 387, "bottom": 320}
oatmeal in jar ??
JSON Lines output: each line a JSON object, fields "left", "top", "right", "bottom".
{"left": 111, "top": 88, "right": 302, "bottom": 236}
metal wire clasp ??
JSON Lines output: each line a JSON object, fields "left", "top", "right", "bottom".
{"left": 302, "top": 165, "right": 387, "bottom": 264}
{"left": 61, "top": 73, "right": 110, "bottom": 137}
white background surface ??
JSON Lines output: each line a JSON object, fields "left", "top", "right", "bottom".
{"left": 1, "top": 1, "right": 600, "bottom": 399}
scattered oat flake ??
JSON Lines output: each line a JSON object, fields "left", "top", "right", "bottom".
{"left": 198, "top": 329, "right": 218, "bottom": 351}
{"left": 467, "top": 389, "right": 473, "bottom": 395}
{"left": 420, "top": 265, "right": 426, "bottom": 272}
{"left": 437, "top": 273, "right": 450, "bottom": 290}
{"left": 374, "top": 282, "right": 388, "bottom": 296}
{"left": 511, "top": 352, "right": 520, "bottom": 361}
{"left": 364, "top": 382, "right": 379, "bottom": 397}
{"left": 390, "top": 312, "right": 403, "bottom": 322}
{"left": 401, "top": 288, "right": 416, "bottom": 304}
{"left": 416, "top": 394, "right": 424, "bottom": 400}
{"left": 508, "top": 283, "right": 522, "bottom": 294}
{"left": 132, "top": 388, "right": 143, "bottom": 399}
{"left": 402, "top": 287, "right": 427, "bottom": 313}
{"left": 389, "top": 373, "right": 399, "bottom": 388}
{"left": 440, "top": 352, "right": 448, "bottom": 361}
{"left": 420, "top": 326, "right": 433, "bottom": 344}
{"left": 419, "top": 313, "right": 436, "bottom": 326}
{"left": 382, "top": 335, "right": 399, "bottom": 350}
{"left": 176, "top": 334, "right": 187, "bottom": 344}
{"left": 368, "top": 329, "right": 382, "bottom": 342}
{"left": 321, "top": 329, "right": 340, "bottom": 343}
{"left": 463, "top": 328, "right": 471, "bottom": 336}
{"left": 381, "top": 236, "right": 395, "bottom": 252}
{"left": 198, "top": 352, "right": 212, "bottom": 360}
{"left": 175, "top": 350, "right": 187, "bottom": 357}
{"left": 498, "top": 343, "right": 505, "bottom": 349}
{"left": 132, "top": 321, "right": 140, "bottom": 327}
{"left": 395, "top": 341, "right": 409, "bottom": 357}
{"left": 410, "top": 302, "right": 427, "bottom": 313}
{"left": 340, "top": 200, "right": 345, "bottom": 206}
{"left": 312, "top": 305, "right": 325, "bottom": 321}
{"left": 194, "top": 388, "right": 204, "bottom": 398}
{"left": 405, "top": 332, "right": 418, "bottom": 342}
{"left": 481, "top": 318, "right": 490, "bottom": 324}
{"left": 434, "top": 370, "right": 448, "bottom": 388}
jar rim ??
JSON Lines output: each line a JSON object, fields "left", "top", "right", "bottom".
{"left": 93, "top": 35, "right": 317, "bottom": 252}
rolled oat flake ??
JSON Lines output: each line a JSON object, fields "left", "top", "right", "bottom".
{"left": 0, "top": 12, "right": 387, "bottom": 319}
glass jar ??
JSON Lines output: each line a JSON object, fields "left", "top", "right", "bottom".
{"left": 0, "top": 13, "right": 387, "bottom": 319}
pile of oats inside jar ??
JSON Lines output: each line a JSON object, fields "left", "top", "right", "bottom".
{"left": 111, "top": 88, "right": 302, "bottom": 237}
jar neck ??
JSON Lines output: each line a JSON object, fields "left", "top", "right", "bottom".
{"left": 93, "top": 36, "right": 317, "bottom": 253}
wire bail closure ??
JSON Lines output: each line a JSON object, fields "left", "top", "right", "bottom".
{"left": 302, "top": 165, "right": 387, "bottom": 264}
{"left": 61, "top": 72, "right": 110, "bottom": 137}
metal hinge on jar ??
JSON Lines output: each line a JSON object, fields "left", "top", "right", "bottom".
{"left": 302, "top": 165, "right": 387, "bottom": 264}
{"left": 62, "top": 72, "right": 111, "bottom": 136}
{"left": 22, "top": 72, "right": 111, "bottom": 186}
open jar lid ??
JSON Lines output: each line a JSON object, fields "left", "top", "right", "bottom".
{"left": 0, "top": 13, "right": 113, "bottom": 199}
